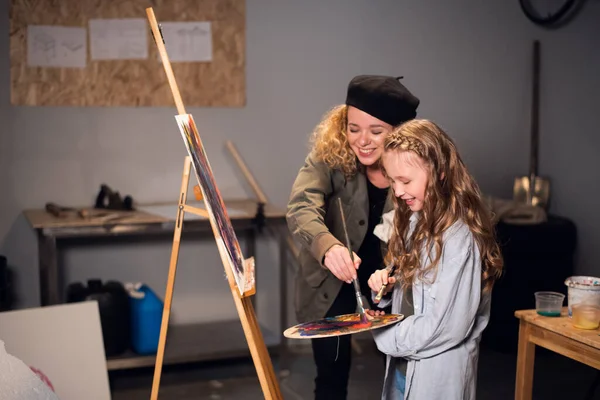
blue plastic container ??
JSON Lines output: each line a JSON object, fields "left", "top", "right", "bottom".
{"left": 128, "top": 284, "right": 163, "bottom": 355}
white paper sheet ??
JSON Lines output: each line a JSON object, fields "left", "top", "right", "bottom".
{"left": 159, "top": 21, "right": 212, "bottom": 62}
{"left": 89, "top": 18, "right": 148, "bottom": 60}
{"left": 0, "top": 302, "right": 111, "bottom": 400}
{"left": 27, "top": 25, "right": 87, "bottom": 68}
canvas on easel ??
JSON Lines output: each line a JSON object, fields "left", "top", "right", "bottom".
{"left": 145, "top": 7, "right": 282, "bottom": 400}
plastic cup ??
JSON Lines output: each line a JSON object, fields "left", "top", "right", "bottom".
{"left": 534, "top": 291, "right": 565, "bottom": 317}
{"left": 571, "top": 303, "right": 600, "bottom": 330}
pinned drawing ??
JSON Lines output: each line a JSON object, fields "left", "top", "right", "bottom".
{"left": 284, "top": 313, "right": 404, "bottom": 339}
{"left": 158, "top": 21, "right": 212, "bottom": 62}
{"left": 27, "top": 25, "right": 86, "bottom": 68}
{"left": 32, "top": 32, "right": 55, "bottom": 60}
{"left": 89, "top": 18, "right": 148, "bottom": 60}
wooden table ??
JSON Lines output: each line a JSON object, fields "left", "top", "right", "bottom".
{"left": 514, "top": 308, "right": 600, "bottom": 399}
{"left": 23, "top": 198, "right": 288, "bottom": 371}
{"left": 24, "top": 198, "right": 285, "bottom": 306}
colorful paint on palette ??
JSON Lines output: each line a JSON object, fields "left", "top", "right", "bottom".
{"left": 284, "top": 313, "right": 404, "bottom": 339}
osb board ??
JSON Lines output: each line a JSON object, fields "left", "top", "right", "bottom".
{"left": 9, "top": 0, "right": 245, "bottom": 107}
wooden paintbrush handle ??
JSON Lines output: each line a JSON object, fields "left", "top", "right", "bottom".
{"left": 374, "top": 283, "right": 387, "bottom": 303}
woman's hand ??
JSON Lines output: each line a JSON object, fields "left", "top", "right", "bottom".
{"left": 368, "top": 268, "right": 396, "bottom": 301}
{"left": 323, "top": 245, "right": 361, "bottom": 284}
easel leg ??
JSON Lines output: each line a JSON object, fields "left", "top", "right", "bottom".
{"left": 151, "top": 157, "right": 192, "bottom": 400}
{"left": 515, "top": 320, "right": 535, "bottom": 400}
{"left": 213, "top": 228, "right": 282, "bottom": 398}
{"left": 236, "top": 294, "right": 282, "bottom": 399}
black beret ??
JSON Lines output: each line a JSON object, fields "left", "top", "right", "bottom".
{"left": 345, "top": 75, "right": 420, "bottom": 127}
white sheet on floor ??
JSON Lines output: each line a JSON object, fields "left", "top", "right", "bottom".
{"left": 0, "top": 301, "right": 110, "bottom": 400}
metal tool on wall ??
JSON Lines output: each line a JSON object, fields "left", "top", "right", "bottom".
{"left": 513, "top": 40, "right": 551, "bottom": 209}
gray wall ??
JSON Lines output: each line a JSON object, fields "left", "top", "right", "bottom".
{"left": 1, "top": 1, "right": 599, "bottom": 335}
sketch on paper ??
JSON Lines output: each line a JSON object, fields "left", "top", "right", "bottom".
{"left": 89, "top": 19, "right": 148, "bottom": 60}
{"left": 174, "top": 114, "right": 253, "bottom": 295}
{"left": 27, "top": 25, "right": 86, "bottom": 68}
{"left": 159, "top": 21, "right": 212, "bottom": 62}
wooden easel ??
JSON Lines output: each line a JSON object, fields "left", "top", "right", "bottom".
{"left": 146, "top": 7, "right": 282, "bottom": 400}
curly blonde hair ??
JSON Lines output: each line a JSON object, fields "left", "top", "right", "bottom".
{"left": 383, "top": 119, "right": 503, "bottom": 293}
{"left": 309, "top": 105, "right": 358, "bottom": 177}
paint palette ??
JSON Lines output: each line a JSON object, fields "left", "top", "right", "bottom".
{"left": 283, "top": 313, "right": 404, "bottom": 339}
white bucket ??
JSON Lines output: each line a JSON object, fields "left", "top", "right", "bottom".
{"left": 564, "top": 276, "right": 600, "bottom": 317}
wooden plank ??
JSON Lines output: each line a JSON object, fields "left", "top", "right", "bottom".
{"left": 23, "top": 208, "right": 165, "bottom": 229}
{"left": 529, "top": 324, "right": 600, "bottom": 370}
{"left": 515, "top": 308, "right": 600, "bottom": 350}
{"left": 23, "top": 199, "right": 285, "bottom": 230}
{"left": 182, "top": 204, "right": 210, "bottom": 218}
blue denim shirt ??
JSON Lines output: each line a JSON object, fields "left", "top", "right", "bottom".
{"left": 372, "top": 212, "right": 491, "bottom": 400}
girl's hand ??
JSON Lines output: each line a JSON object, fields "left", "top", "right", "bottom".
{"left": 324, "top": 245, "right": 361, "bottom": 284}
{"left": 365, "top": 309, "right": 386, "bottom": 321}
{"left": 368, "top": 268, "right": 396, "bottom": 298}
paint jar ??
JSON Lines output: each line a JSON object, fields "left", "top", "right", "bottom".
{"left": 564, "top": 276, "right": 600, "bottom": 317}
{"left": 571, "top": 303, "right": 600, "bottom": 330}
{"left": 534, "top": 291, "right": 564, "bottom": 317}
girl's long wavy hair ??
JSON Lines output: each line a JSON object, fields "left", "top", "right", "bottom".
{"left": 310, "top": 105, "right": 358, "bottom": 177}
{"left": 383, "top": 119, "right": 503, "bottom": 293}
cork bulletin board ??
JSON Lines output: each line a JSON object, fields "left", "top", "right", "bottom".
{"left": 9, "top": 0, "right": 246, "bottom": 107}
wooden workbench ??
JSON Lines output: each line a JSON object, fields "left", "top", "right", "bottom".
{"left": 24, "top": 199, "right": 285, "bottom": 231}
{"left": 23, "top": 198, "right": 288, "bottom": 371}
{"left": 514, "top": 308, "right": 600, "bottom": 399}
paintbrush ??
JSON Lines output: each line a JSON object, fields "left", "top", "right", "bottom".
{"left": 337, "top": 198, "right": 370, "bottom": 324}
{"left": 374, "top": 263, "right": 397, "bottom": 303}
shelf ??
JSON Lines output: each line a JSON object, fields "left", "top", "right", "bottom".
{"left": 106, "top": 320, "right": 281, "bottom": 371}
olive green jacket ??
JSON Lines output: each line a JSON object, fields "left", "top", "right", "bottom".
{"left": 286, "top": 152, "right": 394, "bottom": 323}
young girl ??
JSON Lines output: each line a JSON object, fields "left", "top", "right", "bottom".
{"left": 367, "top": 119, "right": 503, "bottom": 400}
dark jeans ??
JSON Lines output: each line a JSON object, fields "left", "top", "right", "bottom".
{"left": 311, "top": 283, "right": 389, "bottom": 400}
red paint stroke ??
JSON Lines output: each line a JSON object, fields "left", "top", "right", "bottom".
{"left": 30, "top": 366, "right": 55, "bottom": 392}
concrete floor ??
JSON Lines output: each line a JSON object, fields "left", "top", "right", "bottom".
{"left": 110, "top": 340, "right": 599, "bottom": 399}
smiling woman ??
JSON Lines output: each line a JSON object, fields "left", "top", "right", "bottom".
{"left": 347, "top": 106, "right": 392, "bottom": 180}
{"left": 286, "top": 75, "right": 420, "bottom": 399}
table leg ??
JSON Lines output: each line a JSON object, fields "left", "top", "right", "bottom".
{"left": 584, "top": 370, "right": 600, "bottom": 400}
{"left": 515, "top": 320, "right": 535, "bottom": 400}
{"left": 38, "top": 232, "right": 59, "bottom": 306}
